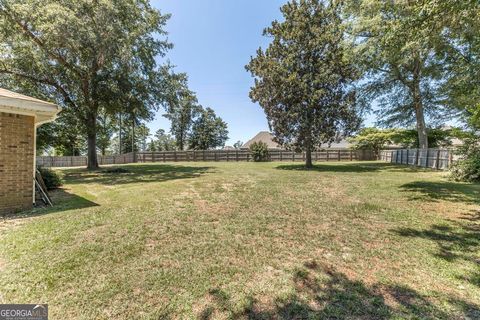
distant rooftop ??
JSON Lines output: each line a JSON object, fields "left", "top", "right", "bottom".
{"left": 242, "top": 131, "right": 282, "bottom": 149}
{"left": 243, "top": 131, "right": 352, "bottom": 150}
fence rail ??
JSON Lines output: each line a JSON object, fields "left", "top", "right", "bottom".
{"left": 36, "top": 153, "right": 135, "bottom": 168}
{"left": 37, "top": 149, "right": 376, "bottom": 167}
{"left": 379, "top": 149, "right": 454, "bottom": 170}
{"left": 136, "top": 149, "right": 376, "bottom": 163}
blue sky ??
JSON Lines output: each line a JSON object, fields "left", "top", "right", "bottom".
{"left": 150, "top": 0, "right": 374, "bottom": 145}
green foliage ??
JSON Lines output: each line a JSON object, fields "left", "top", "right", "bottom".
{"left": 350, "top": 127, "right": 462, "bottom": 155}
{"left": 147, "top": 129, "right": 177, "bottom": 151}
{"left": 36, "top": 108, "right": 85, "bottom": 156}
{"left": 0, "top": 0, "right": 172, "bottom": 168}
{"left": 189, "top": 107, "right": 229, "bottom": 150}
{"left": 96, "top": 112, "right": 116, "bottom": 156}
{"left": 428, "top": 2, "right": 480, "bottom": 123}
{"left": 345, "top": 0, "right": 450, "bottom": 149}
{"left": 349, "top": 128, "right": 398, "bottom": 157}
{"left": 37, "top": 167, "right": 63, "bottom": 190}
{"left": 162, "top": 72, "right": 201, "bottom": 150}
{"left": 247, "top": 0, "right": 361, "bottom": 167}
{"left": 233, "top": 141, "right": 244, "bottom": 149}
{"left": 450, "top": 137, "right": 480, "bottom": 182}
{"left": 249, "top": 142, "right": 269, "bottom": 162}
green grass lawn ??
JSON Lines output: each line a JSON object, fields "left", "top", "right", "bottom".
{"left": 0, "top": 161, "right": 479, "bottom": 319}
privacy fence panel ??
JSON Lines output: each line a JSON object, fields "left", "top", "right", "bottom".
{"left": 379, "top": 149, "right": 454, "bottom": 170}
{"left": 37, "top": 149, "right": 377, "bottom": 168}
{"left": 37, "top": 153, "right": 135, "bottom": 168}
{"left": 136, "top": 149, "right": 376, "bottom": 163}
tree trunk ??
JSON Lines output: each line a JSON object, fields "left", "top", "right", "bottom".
{"left": 86, "top": 111, "right": 99, "bottom": 170}
{"left": 305, "top": 148, "right": 313, "bottom": 168}
{"left": 413, "top": 82, "right": 428, "bottom": 149}
{"left": 132, "top": 118, "right": 135, "bottom": 153}
{"left": 119, "top": 113, "right": 122, "bottom": 155}
{"left": 412, "top": 57, "right": 428, "bottom": 149}
{"left": 305, "top": 138, "right": 313, "bottom": 168}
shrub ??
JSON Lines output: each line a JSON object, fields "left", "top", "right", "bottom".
{"left": 38, "top": 167, "right": 63, "bottom": 190}
{"left": 103, "top": 167, "right": 130, "bottom": 174}
{"left": 450, "top": 138, "right": 480, "bottom": 182}
{"left": 249, "top": 141, "right": 270, "bottom": 162}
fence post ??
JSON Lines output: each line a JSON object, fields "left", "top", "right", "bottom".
{"left": 436, "top": 149, "right": 441, "bottom": 170}
{"left": 415, "top": 149, "right": 419, "bottom": 166}
{"left": 425, "top": 149, "right": 429, "bottom": 168}
{"left": 337, "top": 150, "right": 341, "bottom": 161}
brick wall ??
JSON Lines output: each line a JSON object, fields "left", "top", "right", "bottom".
{"left": 0, "top": 112, "right": 35, "bottom": 214}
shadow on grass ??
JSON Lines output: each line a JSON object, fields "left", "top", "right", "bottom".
{"left": 1, "top": 188, "right": 99, "bottom": 220}
{"left": 198, "top": 261, "right": 479, "bottom": 319}
{"left": 393, "top": 212, "right": 480, "bottom": 288}
{"left": 399, "top": 181, "right": 480, "bottom": 205}
{"left": 275, "top": 162, "right": 429, "bottom": 173}
{"left": 394, "top": 224, "right": 479, "bottom": 263}
{"left": 63, "top": 164, "right": 213, "bottom": 186}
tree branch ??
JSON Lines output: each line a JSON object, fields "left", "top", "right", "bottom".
{"left": 0, "top": 67, "right": 78, "bottom": 109}
{"left": 0, "top": 6, "right": 84, "bottom": 78}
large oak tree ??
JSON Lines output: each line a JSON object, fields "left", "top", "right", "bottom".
{"left": 345, "top": 0, "right": 453, "bottom": 149}
{"left": 0, "top": 0, "right": 172, "bottom": 169}
{"left": 246, "top": 0, "right": 361, "bottom": 168}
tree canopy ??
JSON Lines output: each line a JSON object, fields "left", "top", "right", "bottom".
{"left": 189, "top": 107, "right": 229, "bottom": 150}
{"left": 0, "top": 0, "right": 172, "bottom": 168}
{"left": 247, "top": 0, "right": 361, "bottom": 167}
{"left": 162, "top": 72, "right": 201, "bottom": 151}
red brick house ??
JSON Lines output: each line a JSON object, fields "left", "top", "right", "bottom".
{"left": 0, "top": 88, "right": 60, "bottom": 214}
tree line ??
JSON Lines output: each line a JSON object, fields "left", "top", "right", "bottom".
{"left": 0, "top": 0, "right": 478, "bottom": 170}
{"left": 0, "top": 0, "right": 228, "bottom": 169}
{"left": 247, "top": 0, "right": 479, "bottom": 168}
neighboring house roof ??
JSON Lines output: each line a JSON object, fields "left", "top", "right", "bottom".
{"left": 0, "top": 88, "right": 61, "bottom": 125}
{"left": 326, "top": 139, "right": 351, "bottom": 149}
{"left": 243, "top": 131, "right": 352, "bottom": 149}
{"left": 242, "top": 131, "right": 282, "bottom": 149}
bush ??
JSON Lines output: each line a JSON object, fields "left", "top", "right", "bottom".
{"left": 249, "top": 141, "right": 270, "bottom": 162}
{"left": 103, "top": 167, "right": 130, "bottom": 174}
{"left": 38, "top": 167, "right": 63, "bottom": 190}
{"left": 450, "top": 138, "right": 480, "bottom": 182}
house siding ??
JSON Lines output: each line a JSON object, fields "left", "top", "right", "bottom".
{"left": 0, "top": 112, "right": 35, "bottom": 214}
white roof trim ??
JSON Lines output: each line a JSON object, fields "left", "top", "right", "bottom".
{"left": 0, "top": 88, "right": 61, "bottom": 125}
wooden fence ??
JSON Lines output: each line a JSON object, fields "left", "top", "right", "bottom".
{"left": 135, "top": 149, "right": 376, "bottom": 163}
{"left": 379, "top": 149, "right": 454, "bottom": 170}
{"left": 36, "top": 153, "right": 135, "bottom": 168}
{"left": 36, "top": 149, "right": 376, "bottom": 167}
